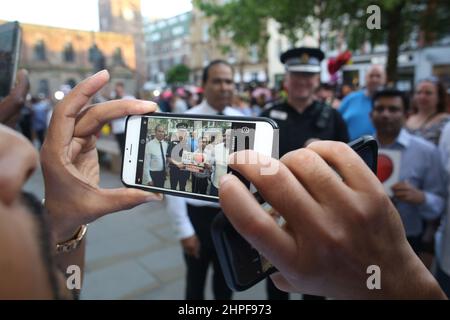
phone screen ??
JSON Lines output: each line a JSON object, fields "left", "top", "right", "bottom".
{"left": 133, "top": 116, "right": 256, "bottom": 199}
{"left": 0, "top": 22, "right": 20, "bottom": 99}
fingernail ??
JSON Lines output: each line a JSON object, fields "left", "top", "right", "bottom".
{"left": 146, "top": 193, "right": 163, "bottom": 202}
{"left": 142, "top": 101, "right": 157, "bottom": 111}
{"left": 220, "top": 174, "right": 233, "bottom": 187}
{"left": 91, "top": 69, "right": 109, "bottom": 78}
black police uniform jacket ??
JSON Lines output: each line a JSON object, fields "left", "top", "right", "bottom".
{"left": 261, "top": 100, "right": 349, "bottom": 157}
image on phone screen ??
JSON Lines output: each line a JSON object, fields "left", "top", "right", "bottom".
{"left": 122, "top": 114, "right": 275, "bottom": 201}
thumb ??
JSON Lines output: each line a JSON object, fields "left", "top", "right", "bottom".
{"left": 96, "top": 187, "right": 163, "bottom": 215}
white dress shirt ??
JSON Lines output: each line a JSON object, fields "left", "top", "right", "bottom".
{"left": 165, "top": 100, "right": 243, "bottom": 239}
{"left": 143, "top": 138, "right": 168, "bottom": 185}
{"left": 146, "top": 138, "right": 168, "bottom": 171}
{"left": 211, "top": 142, "right": 229, "bottom": 188}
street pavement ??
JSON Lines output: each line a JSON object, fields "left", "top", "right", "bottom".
{"left": 23, "top": 161, "right": 302, "bottom": 300}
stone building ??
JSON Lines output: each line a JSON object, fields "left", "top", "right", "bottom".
{"left": 98, "top": 0, "right": 147, "bottom": 87}
{"left": 189, "top": 3, "right": 268, "bottom": 88}
{"left": 144, "top": 11, "right": 192, "bottom": 84}
{"left": 10, "top": 21, "right": 136, "bottom": 99}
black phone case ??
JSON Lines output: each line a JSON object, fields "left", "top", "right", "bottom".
{"left": 211, "top": 136, "right": 379, "bottom": 291}
{"left": 0, "top": 21, "right": 21, "bottom": 98}
{"left": 120, "top": 112, "right": 279, "bottom": 202}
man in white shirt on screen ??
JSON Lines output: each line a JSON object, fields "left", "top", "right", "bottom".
{"left": 144, "top": 124, "right": 168, "bottom": 188}
{"left": 209, "top": 129, "right": 232, "bottom": 197}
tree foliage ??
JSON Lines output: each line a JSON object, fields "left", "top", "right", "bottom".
{"left": 166, "top": 64, "right": 190, "bottom": 85}
{"left": 195, "top": 0, "right": 450, "bottom": 83}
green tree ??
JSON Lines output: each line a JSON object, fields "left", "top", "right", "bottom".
{"left": 196, "top": 0, "right": 450, "bottom": 83}
{"left": 166, "top": 64, "right": 191, "bottom": 85}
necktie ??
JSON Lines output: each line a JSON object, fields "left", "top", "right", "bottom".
{"left": 217, "top": 110, "right": 224, "bottom": 115}
{"left": 160, "top": 141, "right": 166, "bottom": 171}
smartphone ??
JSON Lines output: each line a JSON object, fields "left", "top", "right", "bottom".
{"left": 211, "top": 136, "right": 379, "bottom": 291}
{"left": 0, "top": 21, "right": 21, "bottom": 99}
{"left": 121, "top": 112, "right": 278, "bottom": 202}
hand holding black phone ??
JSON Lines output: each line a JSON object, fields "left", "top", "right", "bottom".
{"left": 211, "top": 136, "right": 378, "bottom": 291}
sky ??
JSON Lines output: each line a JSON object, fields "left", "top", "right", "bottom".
{"left": 0, "top": 0, "right": 193, "bottom": 31}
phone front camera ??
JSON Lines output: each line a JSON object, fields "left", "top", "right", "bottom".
{"left": 129, "top": 160, "right": 131, "bottom": 163}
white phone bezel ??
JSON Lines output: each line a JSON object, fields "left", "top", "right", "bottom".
{"left": 122, "top": 115, "right": 274, "bottom": 200}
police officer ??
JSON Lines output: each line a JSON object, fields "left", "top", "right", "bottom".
{"left": 261, "top": 47, "right": 349, "bottom": 158}
{"left": 167, "top": 122, "right": 191, "bottom": 191}
{"left": 261, "top": 47, "right": 349, "bottom": 300}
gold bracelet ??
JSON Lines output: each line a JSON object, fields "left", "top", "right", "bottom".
{"left": 56, "top": 224, "right": 88, "bottom": 254}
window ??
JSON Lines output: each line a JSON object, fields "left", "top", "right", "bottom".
{"left": 250, "top": 45, "right": 259, "bottom": 63}
{"left": 172, "top": 39, "right": 182, "bottom": 50}
{"left": 66, "top": 79, "right": 77, "bottom": 89}
{"left": 150, "top": 33, "right": 161, "bottom": 42}
{"left": 63, "top": 43, "right": 75, "bottom": 62}
{"left": 34, "top": 40, "right": 47, "bottom": 61}
{"left": 113, "top": 47, "right": 125, "bottom": 66}
{"left": 88, "top": 44, "right": 106, "bottom": 71}
{"left": 202, "top": 25, "right": 209, "bottom": 42}
{"left": 38, "top": 79, "right": 49, "bottom": 97}
{"left": 174, "top": 56, "right": 182, "bottom": 65}
{"left": 228, "top": 50, "right": 236, "bottom": 64}
{"left": 172, "top": 26, "right": 184, "bottom": 36}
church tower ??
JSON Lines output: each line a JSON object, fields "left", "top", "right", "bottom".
{"left": 98, "top": 0, "right": 147, "bottom": 88}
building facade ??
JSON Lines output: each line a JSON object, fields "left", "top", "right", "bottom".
{"left": 98, "top": 0, "right": 147, "bottom": 88}
{"left": 11, "top": 21, "right": 136, "bottom": 100}
{"left": 143, "top": 12, "right": 192, "bottom": 84}
{"left": 189, "top": 3, "right": 268, "bottom": 88}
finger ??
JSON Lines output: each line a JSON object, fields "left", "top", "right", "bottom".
{"left": 219, "top": 174, "right": 298, "bottom": 273}
{"left": 13, "top": 69, "right": 30, "bottom": 94}
{"left": 228, "top": 150, "right": 322, "bottom": 225}
{"left": 307, "top": 141, "right": 382, "bottom": 192}
{"left": 46, "top": 70, "right": 109, "bottom": 150}
{"left": 281, "top": 148, "right": 353, "bottom": 205}
{"left": 74, "top": 100, "right": 157, "bottom": 137}
{"left": 93, "top": 187, "right": 162, "bottom": 219}
{"left": 392, "top": 186, "right": 409, "bottom": 192}
{"left": 393, "top": 192, "right": 409, "bottom": 199}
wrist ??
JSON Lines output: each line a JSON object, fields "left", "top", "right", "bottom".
{"left": 379, "top": 249, "right": 446, "bottom": 299}
{"left": 55, "top": 224, "right": 88, "bottom": 254}
{"left": 42, "top": 198, "right": 86, "bottom": 246}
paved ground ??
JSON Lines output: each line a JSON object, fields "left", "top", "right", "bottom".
{"left": 23, "top": 155, "right": 302, "bottom": 300}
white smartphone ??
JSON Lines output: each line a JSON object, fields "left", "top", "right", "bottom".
{"left": 121, "top": 113, "right": 278, "bottom": 202}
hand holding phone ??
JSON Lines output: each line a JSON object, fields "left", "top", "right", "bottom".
{"left": 212, "top": 137, "right": 379, "bottom": 292}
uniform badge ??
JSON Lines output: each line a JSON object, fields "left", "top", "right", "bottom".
{"left": 270, "top": 110, "right": 288, "bottom": 120}
{"left": 300, "top": 53, "right": 310, "bottom": 64}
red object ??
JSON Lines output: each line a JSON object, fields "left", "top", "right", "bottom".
{"left": 327, "top": 51, "right": 352, "bottom": 75}
{"left": 161, "top": 90, "right": 173, "bottom": 99}
{"left": 377, "top": 154, "right": 394, "bottom": 183}
{"left": 195, "top": 87, "right": 204, "bottom": 94}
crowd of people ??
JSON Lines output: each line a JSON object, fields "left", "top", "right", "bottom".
{"left": 0, "top": 43, "right": 449, "bottom": 300}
